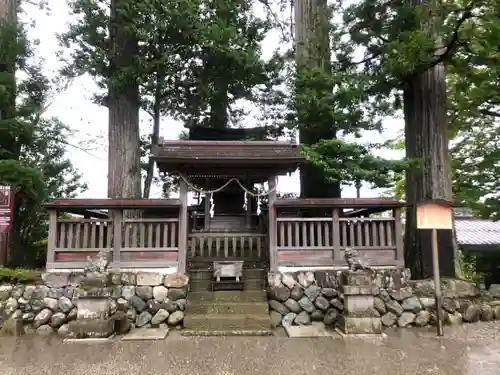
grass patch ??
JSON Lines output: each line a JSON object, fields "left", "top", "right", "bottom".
{"left": 0, "top": 267, "right": 41, "bottom": 284}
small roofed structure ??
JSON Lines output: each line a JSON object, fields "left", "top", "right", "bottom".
{"left": 152, "top": 138, "right": 303, "bottom": 234}
{"left": 152, "top": 139, "right": 303, "bottom": 176}
{"left": 44, "top": 135, "right": 405, "bottom": 274}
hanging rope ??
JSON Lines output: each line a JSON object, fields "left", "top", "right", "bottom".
{"left": 178, "top": 174, "right": 277, "bottom": 197}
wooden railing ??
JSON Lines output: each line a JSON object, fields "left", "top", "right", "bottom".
{"left": 45, "top": 199, "right": 183, "bottom": 269}
{"left": 46, "top": 197, "right": 405, "bottom": 271}
{"left": 271, "top": 198, "right": 405, "bottom": 268}
{"left": 57, "top": 218, "right": 112, "bottom": 251}
{"left": 188, "top": 232, "right": 267, "bottom": 261}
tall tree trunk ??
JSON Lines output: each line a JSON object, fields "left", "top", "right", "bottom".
{"left": 209, "top": 80, "right": 229, "bottom": 129}
{"left": 108, "top": 0, "right": 141, "bottom": 199}
{"left": 208, "top": 1, "right": 229, "bottom": 130}
{"left": 403, "top": 0, "right": 455, "bottom": 278}
{"left": 403, "top": 62, "right": 453, "bottom": 278}
{"left": 295, "top": 0, "right": 340, "bottom": 198}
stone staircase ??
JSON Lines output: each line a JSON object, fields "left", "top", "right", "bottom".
{"left": 183, "top": 267, "right": 272, "bottom": 336}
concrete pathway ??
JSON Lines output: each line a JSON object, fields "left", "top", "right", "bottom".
{"left": 1, "top": 322, "right": 500, "bottom": 375}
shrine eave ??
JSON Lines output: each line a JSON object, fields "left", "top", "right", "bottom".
{"left": 151, "top": 139, "right": 304, "bottom": 173}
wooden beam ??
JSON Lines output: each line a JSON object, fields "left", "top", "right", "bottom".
{"left": 332, "top": 208, "right": 341, "bottom": 262}
{"left": 274, "top": 197, "right": 405, "bottom": 209}
{"left": 46, "top": 209, "right": 57, "bottom": 266}
{"left": 268, "top": 175, "right": 278, "bottom": 271}
{"left": 112, "top": 209, "right": 122, "bottom": 266}
{"left": 394, "top": 208, "right": 404, "bottom": 262}
{"left": 178, "top": 179, "right": 188, "bottom": 273}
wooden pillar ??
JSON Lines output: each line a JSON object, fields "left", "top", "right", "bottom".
{"left": 393, "top": 208, "right": 404, "bottom": 266}
{"left": 332, "top": 208, "right": 341, "bottom": 262}
{"left": 46, "top": 209, "right": 57, "bottom": 267}
{"left": 268, "top": 175, "right": 278, "bottom": 271}
{"left": 112, "top": 209, "right": 122, "bottom": 268}
{"left": 178, "top": 179, "right": 188, "bottom": 273}
{"left": 204, "top": 193, "right": 210, "bottom": 230}
{"left": 246, "top": 192, "right": 252, "bottom": 229}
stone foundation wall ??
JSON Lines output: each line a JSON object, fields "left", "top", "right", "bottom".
{"left": 0, "top": 271, "right": 188, "bottom": 336}
{"left": 267, "top": 270, "right": 500, "bottom": 328}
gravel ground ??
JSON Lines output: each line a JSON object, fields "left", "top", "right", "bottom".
{"left": 1, "top": 323, "right": 500, "bottom": 375}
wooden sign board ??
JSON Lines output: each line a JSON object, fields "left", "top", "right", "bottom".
{"left": 416, "top": 202, "right": 453, "bottom": 230}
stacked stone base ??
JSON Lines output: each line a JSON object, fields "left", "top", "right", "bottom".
{"left": 338, "top": 271, "right": 382, "bottom": 334}
{"left": 267, "top": 269, "right": 500, "bottom": 330}
{"left": 0, "top": 271, "right": 188, "bottom": 337}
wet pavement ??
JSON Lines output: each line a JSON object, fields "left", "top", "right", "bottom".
{"left": 1, "top": 322, "right": 500, "bottom": 375}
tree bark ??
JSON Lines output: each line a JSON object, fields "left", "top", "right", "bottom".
{"left": 107, "top": 0, "right": 141, "bottom": 199}
{"left": 295, "top": 0, "right": 340, "bottom": 198}
{"left": 403, "top": 61, "right": 453, "bottom": 278}
{"left": 143, "top": 72, "right": 162, "bottom": 199}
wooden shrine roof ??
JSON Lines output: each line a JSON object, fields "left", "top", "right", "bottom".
{"left": 152, "top": 139, "right": 304, "bottom": 172}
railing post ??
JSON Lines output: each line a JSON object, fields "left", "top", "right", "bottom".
{"left": 393, "top": 208, "right": 404, "bottom": 265}
{"left": 46, "top": 209, "right": 57, "bottom": 266}
{"left": 268, "top": 175, "right": 278, "bottom": 271}
{"left": 112, "top": 209, "right": 122, "bottom": 267}
{"left": 178, "top": 179, "right": 188, "bottom": 273}
{"left": 332, "top": 208, "right": 341, "bottom": 262}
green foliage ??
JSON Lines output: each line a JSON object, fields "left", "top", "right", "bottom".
{"left": 0, "top": 12, "right": 87, "bottom": 267}
{"left": 302, "top": 139, "right": 407, "bottom": 188}
{"left": 0, "top": 267, "right": 40, "bottom": 283}
{"left": 324, "top": 0, "right": 500, "bottom": 138}
{"left": 456, "top": 250, "right": 485, "bottom": 282}
{"left": 452, "top": 124, "right": 500, "bottom": 218}
{"left": 61, "top": 0, "right": 280, "bottom": 128}
{"left": 0, "top": 18, "right": 44, "bottom": 201}
{"left": 286, "top": 3, "right": 410, "bottom": 189}
{"left": 321, "top": 0, "right": 499, "bottom": 215}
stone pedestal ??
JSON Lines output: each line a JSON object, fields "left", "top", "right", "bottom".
{"left": 68, "top": 272, "right": 114, "bottom": 339}
{"left": 337, "top": 270, "right": 382, "bottom": 334}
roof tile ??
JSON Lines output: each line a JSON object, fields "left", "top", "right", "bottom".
{"left": 455, "top": 218, "right": 500, "bottom": 245}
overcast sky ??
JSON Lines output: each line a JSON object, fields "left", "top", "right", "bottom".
{"left": 26, "top": 0, "right": 404, "bottom": 200}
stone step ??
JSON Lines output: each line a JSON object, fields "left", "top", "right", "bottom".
{"left": 188, "top": 260, "right": 268, "bottom": 270}
{"left": 189, "top": 278, "right": 266, "bottom": 292}
{"left": 183, "top": 313, "right": 271, "bottom": 331}
{"left": 189, "top": 268, "right": 267, "bottom": 281}
{"left": 188, "top": 301, "right": 269, "bottom": 315}
{"left": 188, "top": 290, "right": 267, "bottom": 303}
{"left": 181, "top": 329, "right": 273, "bottom": 337}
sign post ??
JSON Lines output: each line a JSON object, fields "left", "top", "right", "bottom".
{"left": 416, "top": 199, "right": 453, "bottom": 337}
{"left": 0, "top": 185, "right": 14, "bottom": 266}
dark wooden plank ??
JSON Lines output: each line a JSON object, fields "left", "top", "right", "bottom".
{"left": 339, "top": 249, "right": 396, "bottom": 265}
{"left": 274, "top": 198, "right": 404, "bottom": 209}
{"left": 120, "top": 251, "right": 178, "bottom": 262}
{"left": 277, "top": 250, "right": 333, "bottom": 266}
{"left": 55, "top": 251, "right": 98, "bottom": 261}
{"left": 45, "top": 199, "right": 181, "bottom": 210}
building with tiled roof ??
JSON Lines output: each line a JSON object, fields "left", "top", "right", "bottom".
{"left": 455, "top": 212, "right": 500, "bottom": 250}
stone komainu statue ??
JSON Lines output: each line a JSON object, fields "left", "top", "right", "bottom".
{"left": 84, "top": 249, "right": 110, "bottom": 273}
{"left": 344, "top": 247, "right": 370, "bottom": 272}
